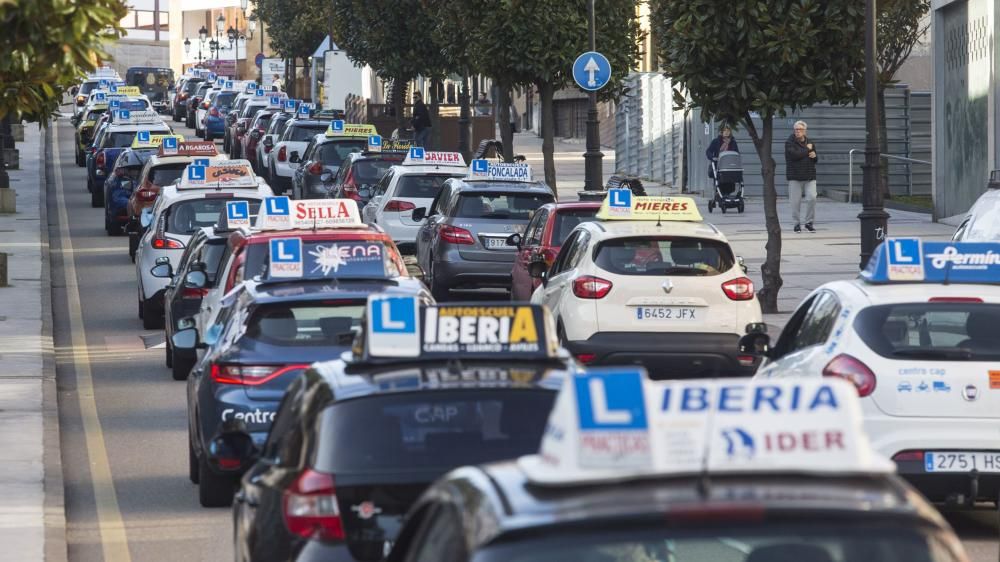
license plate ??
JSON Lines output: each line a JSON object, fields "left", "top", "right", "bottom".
{"left": 634, "top": 306, "right": 699, "bottom": 321}
{"left": 484, "top": 237, "right": 510, "bottom": 250}
{"left": 924, "top": 452, "right": 1000, "bottom": 473}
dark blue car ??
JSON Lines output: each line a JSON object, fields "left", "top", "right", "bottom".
{"left": 103, "top": 148, "right": 157, "bottom": 235}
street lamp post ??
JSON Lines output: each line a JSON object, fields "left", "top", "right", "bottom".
{"left": 582, "top": 0, "right": 604, "bottom": 191}
{"left": 858, "top": 0, "right": 889, "bottom": 269}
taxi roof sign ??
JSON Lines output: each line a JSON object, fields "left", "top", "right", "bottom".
{"left": 255, "top": 196, "right": 364, "bottom": 230}
{"left": 862, "top": 239, "right": 1000, "bottom": 284}
{"left": 283, "top": 99, "right": 300, "bottom": 113}
{"left": 113, "top": 85, "right": 141, "bottom": 96}
{"left": 596, "top": 191, "right": 702, "bottom": 222}
{"left": 362, "top": 297, "right": 560, "bottom": 362}
{"left": 115, "top": 110, "right": 162, "bottom": 125}
{"left": 325, "top": 121, "right": 377, "bottom": 138}
{"left": 179, "top": 160, "right": 257, "bottom": 189}
{"left": 402, "top": 149, "right": 466, "bottom": 167}
{"left": 131, "top": 134, "right": 185, "bottom": 149}
{"left": 466, "top": 160, "right": 533, "bottom": 182}
{"left": 519, "top": 374, "right": 893, "bottom": 486}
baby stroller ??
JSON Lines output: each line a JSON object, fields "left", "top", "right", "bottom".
{"left": 708, "top": 150, "right": 745, "bottom": 214}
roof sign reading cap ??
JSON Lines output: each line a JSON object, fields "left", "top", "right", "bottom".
{"left": 402, "top": 149, "right": 466, "bottom": 167}
{"left": 226, "top": 200, "right": 251, "bottom": 228}
{"left": 862, "top": 239, "right": 1000, "bottom": 284}
{"left": 255, "top": 197, "right": 363, "bottom": 230}
{"left": 519, "top": 375, "right": 893, "bottom": 486}
{"left": 325, "top": 121, "right": 378, "bottom": 138}
{"left": 269, "top": 238, "right": 303, "bottom": 278}
{"left": 366, "top": 296, "right": 421, "bottom": 358}
{"left": 466, "top": 160, "right": 533, "bottom": 182}
{"left": 596, "top": 195, "right": 702, "bottom": 222}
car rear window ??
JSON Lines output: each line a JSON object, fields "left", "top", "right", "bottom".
{"left": 84, "top": 110, "right": 106, "bottom": 122}
{"left": 314, "top": 389, "right": 555, "bottom": 473}
{"left": 553, "top": 208, "right": 599, "bottom": 244}
{"left": 80, "top": 82, "right": 99, "bottom": 95}
{"left": 165, "top": 198, "right": 261, "bottom": 235}
{"left": 854, "top": 303, "right": 1000, "bottom": 361}
{"left": 395, "top": 174, "right": 456, "bottom": 199}
{"left": 149, "top": 162, "right": 188, "bottom": 186}
{"left": 214, "top": 92, "right": 236, "bottom": 108}
{"left": 318, "top": 141, "right": 367, "bottom": 165}
{"left": 287, "top": 125, "right": 327, "bottom": 142}
{"left": 454, "top": 192, "right": 553, "bottom": 220}
{"left": 108, "top": 132, "right": 140, "bottom": 147}
{"left": 202, "top": 241, "right": 227, "bottom": 285}
{"left": 243, "top": 240, "right": 402, "bottom": 280}
{"left": 244, "top": 301, "right": 364, "bottom": 346}
{"left": 243, "top": 105, "right": 263, "bottom": 119}
{"left": 253, "top": 113, "right": 273, "bottom": 129}
{"left": 183, "top": 80, "right": 203, "bottom": 93}
{"left": 351, "top": 158, "right": 402, "bottom": 185}
{"left": 594, "top": 236, "right": 735, "bottom": 276}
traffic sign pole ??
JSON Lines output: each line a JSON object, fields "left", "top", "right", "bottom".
{"left": 583, "top": 0, "right": 603, "bottom": 192}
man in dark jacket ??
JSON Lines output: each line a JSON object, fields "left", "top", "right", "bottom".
{"left": 786, "top": 120, "right": 818, "bottom": 232}
{"left": 411, "top": 91, "right": 431, "bottom": 147}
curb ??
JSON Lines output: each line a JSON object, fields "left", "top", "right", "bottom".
{"left": 41, "top": 122, "right": 68, "bottom": 562}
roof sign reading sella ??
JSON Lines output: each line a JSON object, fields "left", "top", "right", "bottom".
{"left": 862, "top": 238, "right": 1000, "bottom": 284}
{"left": 254, "top": 196, "right": 364, "bottom": 230}
{"left": 518, "top": 372, "right": 894, "bottom": 486}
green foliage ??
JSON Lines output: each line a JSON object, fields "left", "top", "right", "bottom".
{"left": 253, "top": 0, "right": 331, "bottom": 59}
{"left": 878, "top": 0, "right": 929, "bottom": 83}
{"left": 0, "top": 0, "right": 126, "bottom": 121}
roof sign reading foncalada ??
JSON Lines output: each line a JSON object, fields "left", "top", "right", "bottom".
{"left": 402, "top": 148, "right": 466, "bottom": 167}
{"left": 131, "top": 134, "right": 185, "bottom": 149}
{"left": 466, "top": 160, "right": 533, "bottom": 182}
{"left": 255, "top": 196, "right": 363, "bottom": 230}
{"left": 519, "top": 375, "right": 893, "bottom": 486}
{"left": 862, "top": 239, "right": 1000, "bottom": 284}
{"left": 268, "top": 237, "right": 303, "bottom": 278}
{"left": 226, "top": 200, "right": 251, "bottom": 228}
{"left": 596, "top": 194, "right": 703, "bottom": 222}
{"left": 179, "top": 160, "right": 257, "bottom": 189}
{"left": 325, "top": 120, "right": 377, "bottom": 138}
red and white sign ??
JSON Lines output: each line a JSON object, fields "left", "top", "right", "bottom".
{"left": 403, "top": 151, "right": 466, "bottom": 168}
{"left": 256, "top": 198, "right": 363, "bottom": 230}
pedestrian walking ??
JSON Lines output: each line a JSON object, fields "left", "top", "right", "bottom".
{"left": 271, "top": 74, "right": 283, "bottom": 92}
{"left": 786, "top": 120, "right": 818, "bottom": 233}
{"left": 705, "top": 125, "right": 739, "bottom": 177}
{"left": 475, "top": 92, "right": 491, "bottom": 116}
{"left": 411, "top": 91, "right": 432, "bottom": 148}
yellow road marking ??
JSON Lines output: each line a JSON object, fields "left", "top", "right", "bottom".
{"left": 52, "top": 122, "right": 132, "bottom": 561}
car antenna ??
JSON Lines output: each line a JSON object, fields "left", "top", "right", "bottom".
{"left": 656, "top": 214, "right": 662, "bottom": 227}
{"left": 696, "top": 401, "right": 714, "bottom": 500}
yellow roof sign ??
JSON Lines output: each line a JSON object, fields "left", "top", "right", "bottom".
{"left": 325, "top": 120, "right": 378, "bottom": 138}
{"left": 596, "top": 190, "right": 703, "bottom": 222}
{"left": 131, "top": 133, "right": 185, "bottom": 149}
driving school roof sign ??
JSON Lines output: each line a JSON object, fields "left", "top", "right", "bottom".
{"left": 466, "top": 160, "right": 533, "bottom": 182}
{"left": 325, "top": 121, "right": 378, "bottom": 138}
{"left": 180, "top": 161, "right": 257, "bottom": 188}
{"left": 402, "top": 149, "right": 466, "bottom": 167}
{"left": 157, "top": 141, "right": 218, "bottom": 157}
{"left": 862, "top": 239, "right": 1000, "bottom": 284}
{"left": 519, "top": 375, "right": 893, "bottom": 486}
{"left": 596, "top": 193, "right": 703, "bottom": 222}
{"left": 255, "top": 196, "right": 363, "bottom": 230}
{"left": 131, "top": 134, "right": 185, "bottom": 149}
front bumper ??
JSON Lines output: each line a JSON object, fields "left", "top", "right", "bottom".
{"left": 564, "top": 331, "right": 754, "bottom": 378}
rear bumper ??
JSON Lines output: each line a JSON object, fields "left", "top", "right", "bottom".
{"left": 292, "top": 541, "right": 356, "bottom": 562}
{"left": 433, "top": 256, "right": 513, "bottom": 290}
{"left": 565, "top": 331, "right": 755, "bottom": 378}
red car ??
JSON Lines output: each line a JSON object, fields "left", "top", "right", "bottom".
{"left": 509, "top": 201, "right": 601, "bottom": 300}
{"left": 239, "top": 109, "right": 276, "bottom": 166}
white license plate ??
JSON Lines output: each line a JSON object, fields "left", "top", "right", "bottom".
{"left": 924, "top": 452, "right": 1000, "bottom": 473}
{"left": 634, "top": 306, "right": 699, "bottom": 321}
{"left": 484, "top": 237, "right": 510, "bottom": 249}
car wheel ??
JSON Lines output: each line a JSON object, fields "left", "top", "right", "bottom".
{"left": 205, "top": 130, "right": 213, "bottom": 142}
{"left": 428, "top": 264, "right": 449, "bottom": 301}
{"left": 90, "top": 184, "right": 104, "bottom": 208}
{"left": 172, "top": 352, "right": 192, "bottom": 381}
{"left": 75, "top": 148, "right": 84, "bottom": 167}
{"left": 165, "top": 340, "right": 173, "bottom": 367}
{"left": 141, "top": 298, "right": 163, "bottom": 329}
{"left": 129, "top": 234, "right": 138, "bottom": 262}
{"left": 189, "top": 438, "right": 200, "bottom": 484}
{"left": 198, "top": 455, "right": 236, "bottom": 507}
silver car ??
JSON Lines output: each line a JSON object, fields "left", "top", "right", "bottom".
{"left": 413, "top": 177, "right": 554, "bottom": 300}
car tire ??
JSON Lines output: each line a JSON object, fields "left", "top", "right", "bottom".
{"left": 428, "top": 264, "right": 449, "bottom": 302}
{"left": 188, "top": 438, "right": 200, "bottom": 484}
{"left": 141, "top": 298, "right": 162, "bottom": 329}
{"left": 75, "top": 148, "right": 85, "bottom": 167}
{"left": 90, "top": 184, "right": 104, "bottom": 208}
{"left": 165, "top": 340, "right": 173, "bottom": 367}
{"left": 198, "top": 455, "right": 235, "bottom": 508}
{"left": 129, "top": 233, "right": 138, "bottom": 262}
{"left": 86, "top": 176, "right": 93, "bottom": 193}
{"left": 205, "top": 130, "right": 213, "bottom": 142}
{"left": 172, "top": 353, "right": 193, "bottom": 381}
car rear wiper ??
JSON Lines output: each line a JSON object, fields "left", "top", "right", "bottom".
{"left": 891, "top": 348, "right": 973, "bottom": 360}
{"left": 656, "top": 266, "right": 709, "bottom": 276}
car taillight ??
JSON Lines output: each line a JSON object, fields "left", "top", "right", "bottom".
{"left": 539, "top": 247, "right": 560, "bottom": 266}
{"left": 181, "top": 287, "right": 209, "bottom": 298}
{"left": 308, "top": 161, "right": 323, "bottom": 175}
{"left": 575, "top": 352, "right": 597, "bottom": 364}
{"left": 151, "top": 237, "right": 185, "bottom": 250}
{"left": 822, "top": 354, "right": 876, "bottom": 397}
{"left": 383, "top": 199, "right": 416, "bottom": 212}
{"left": 95, "top": 152, "right": 106, "bottom": 168}
{"left": 892, "top": 451, "right": 924, "bottom": 462}
{"left": 277, "top": 146, "right": 286, "bottom": 161}
{"left": 137, "top": 188, "right": 157, "bottom": 200}
{"left": 440, "top": 225, "right": 475, "bottom": 245}
{"left": 179, "top": 93, "right": 188, "bottom": 100}
{"left": 209, "top": 363, "right": 308, "bottom": 386}
{"left": 201, "top": 102, "right": 209, "bottom": 109}
{"left": 283, "top": 469, "right": 344, "bottom": 541}
{"left": 573, "top": 275, "right": 613, "bottom": 299}
{"left": 210, "top": 107, "right": 220, "bottom": 117}
{"left": 721, "top": 277, "right": 755, "bottom": 301}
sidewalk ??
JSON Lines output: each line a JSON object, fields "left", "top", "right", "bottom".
{"left": 515, "top": 130, "right": 955, "bottom": 330}
{"left": 0, "top": 125, "right": 64, "bottom": 559}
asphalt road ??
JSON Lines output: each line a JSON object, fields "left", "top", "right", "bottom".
{"left": 48, "top": 111, "right": 1000, "bottom": 561}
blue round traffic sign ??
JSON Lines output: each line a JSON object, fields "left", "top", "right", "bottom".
{"left": 572, "top": 51, "right": 612, "bottom": 92}
{"left": 255, "top": 53, "right": 265, "bottom": 68}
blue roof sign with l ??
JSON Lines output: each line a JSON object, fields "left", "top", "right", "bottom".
{"left": 862, "top": 239, "right": 1000, "bottom": 284}
{"left": 226, "top": 200, "right": 250, "bottom": 228}
{"left": 136, "top": 131, "right": 151, "bottom": 144}
{"left": 366, "top": 296, "right": 421, "bottom": 358}
{"left": 572, "top": 51, "right": 612, "bottom": 92}
{"left": 268, "top": 237, "right": 303, "bottom": 278}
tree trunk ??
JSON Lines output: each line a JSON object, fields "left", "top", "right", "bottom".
{"left": 538, "top": 81, "right": 556, "bottom": 191}
{"left": 497, "top": 83, "right": 513, "bottom": 162}
{"left": 877, "top": 85, "right": 891, "bottom": 199}
{"left": 744, "top": 113, "right": 783, "bottom": 313}
{"left": 430, "top": 78, "right": 442, "bottom": 151}
{"left": 0, "top": 114, "right": 8, "bottom": 189}
{"left": 458, "top": 72, "right": 471, "bottom": 162}
{"left": 392, "top": 78, "right": 407, "bottom": 132}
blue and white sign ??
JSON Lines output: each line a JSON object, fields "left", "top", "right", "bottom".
{"left": 572, "top": 51, "right": 612, "bottom": 92}
{"left": 408, "top": 147, "right": 425, "bottom": 161}
{"left": 573, "top": 369, "right": 650, "bottom": 469}
{"left": 256, "top": 196, "right": 292, "bottom": 230}
{"left": 268, "top": 237, "right": 303, "bottom": 278}
{"left": 284, "top": 99, "right": 298, "bottom": 112}
{"left": 108, "top": 84, "right": 118, "bottom": 94}
{"left": 470, "top": 159, "right": 489, "bottom": 175}
{"left": 268, "top": 95, "right": 282, "bottom": 107}
{"left": 99, "top": 79, "right": 109, "bottom": 89}
{"left": 885, "top": 238, "right": 924, "bottom": 281}
{"left": 298, "top": 103, "right": 312, "bottom": 117}
{"left": 95, "top": 92, "right": 107, "bottom": 102}
{"left": 161, "top": 136, "right": 179, "bottom": 155}
{"left": 225, "top": 200, "right": 250, "bottom": 228}
{"left": 110, "top": 99, "right": 121, "bottom": 109}
{"left": 329, "top": 119, "right": 345, "bottom": 134}
{"left": 136, "top": 131, "right": 151, "bottom": 145}
{"left": 246, "top": 82, "right": 258, "bottom": 93}
{"left": 187, "top": 165, "right": 207, "bottom": 182}
{"left": 467, "top": 161, "right": 532, "bottom": 182}
{"left": 366, "top": 295, "right": 421, "bottom": 358}
{"left": 606, "top": 187, "right": 632, "bottom": 217}
{"left": 117, "top": 109, "right": 130, "bottom": 121}
{"left": 863, "top": 240, "right": 1000, "bottom": 285}
{"left": 367, "top": 135, "right": 382, "bottom": 151}
{"left": 193, "top": 158, "right": 210, "bottom": 167}
{"left": 255, "top": 88, "right": 266, "bottom": 97}
{"left": 208, "top": 72, "right": 217, "bottom": 81}
{"left": 225, "top": 80, "right": 234, "bottom": 90}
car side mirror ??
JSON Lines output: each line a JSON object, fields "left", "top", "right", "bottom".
{"left": 140, "top": 208, "right": 153, "bottom": 229}
{"left": 208, "top": 420, "right": 259, "bottom": 471}
{"left": 289, "top": 151, "right": 300, "bottom": 163}
{"left": 185, "top": 270, "right": 208, "bottom": 289}
{"left": 249, "top": 130, "right": 261, "bottom": 140}
{"left": 528, "top": 260, "right": 548, "bottom": 281}
{"left": 172, "top": 327, "right": 200, "bottom": 350}
{"left": 236, "top": 123, "right": 246, "bottom": 134}
{"left": 411, "top": 207, "right": 427, "bottom": 222}
{"left": 737, "top": 256, "right": 748, "bottom": 275}
{"left": 150, "top": 263, "right": 173, "bottom": 278}
{"left": 320, "top": 171, "right": 334, "bottom": 183}
{"left": 738, "top": 332, "right": 771, "bottom": 356}
{"left": 262, "top": 136, "right": 274, "bottom": 148}
{"left": 506, "top": 233, "right": 522, "bottom": 248}
{"left": 358, "top": 186, "right": 372, "bottom": 199}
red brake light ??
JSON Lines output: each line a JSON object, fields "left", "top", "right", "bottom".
{"left": 95, "top": 152, "right": 106, "bottom": 168}
{"left": 440, "top": 225, "right": 475, "bottom": 245}
{"left": 210, "top": 107, "right": 221, "bottom": 117}
{"left": 575, "top": 352, "right": 597, "bottom": 364}
{"left": 383, "top": 199, "right": 416, "bottom": 212}
{"left": 308, "top": 161, "right": 323, "bottom": 175}
{"left": 928, "top": 297, "right": 983, "bottom": 303}
{"left": 722, "top": 276, "right": 755, "bottom": 301}
{"left": 179, "top": 93, "right": 188, "bottom": 100}
{"left": 892, "top": 451, "right": 924, "bottom": 462}
{"left": 181, "top": 287, "right": 209, "bottom": 298}
{"left": 209, "top": 364, "right": 308, "bottom": 386}
{"left": 540, "top": 247, "right": 560, "bottom": 266}
{"left": 822, "top": 354, "right": 877, "bottom": 397}
{"left": 151, "top": 237, "right": 185, "bottom": 249}
{"left": 573, "top": 275, "right": 613, "bottom": 299}
{"left": 137, "top": 188, "right": 157, "bottom": 201}
{"left": 277, "top": 146, "right": 287, "bottom": 162}
{"left": 283, "top": 469, "right": 344, "bottom": 541}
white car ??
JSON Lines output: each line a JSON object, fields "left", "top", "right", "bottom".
{"left": 135, "top": 159, "right": 273, "bottom": 329}
{"left": 362, "top": 150, "right": 467, "bottom": 252}
{"left": 194, "top": 88, "right": 221, "bottom": 139}
{"left": 530, "top": 193, "right": 763, "bottom": 378}
{"left": 753, "top": 238, "right": 1000, "bottom": 506}
{"left": 953, "top": 180, "right": 1000, "bottom": 241}
{"left": 264, "top": 117, "right": 329, "bottom": 195}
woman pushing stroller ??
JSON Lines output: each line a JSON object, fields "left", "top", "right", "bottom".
{"left": 706, "top": 125, "right": 739, "bottom": 164}
{"left": 705, "top": 125, "right": 746, "bottom": 214}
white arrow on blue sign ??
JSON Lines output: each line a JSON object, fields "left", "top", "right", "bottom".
{"left": 572, "top": 51, "right": 612, "bottom": 92}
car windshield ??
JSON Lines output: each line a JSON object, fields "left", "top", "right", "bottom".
{"left": 80, "top": 82, "right": 99, "bottom": 95}
{"left": 395, "top": 174, "right": 458, "bottom": 198}
{"left": 351, "top": 158, "right": 400, "bottom": 185}
{"left": 471, "top": 522, "right": 962, "bottom": 562}
{"left": 84, "top": 110, "right": 107, "bottom": 122}
{"left": 214, "top": 93, "right": 236, "bottom": 109}
{"left": 287, "top": 125, "right": 327, "bottom": 142}
{"left": 454, "top": 191, "right": 553, "bottom": 220}
{"left": 149, "top": 163, "right": 189, "bottom": 186}
{"left": 244, "top": 302, "right": 365, "bottom": 346}
{"left": 854, "top": 303, "right": 1000, "bottom": 361}
{"left": 318, "top": 140, "right": 367, "bottom": 165}
{"left": 165, "top": 198, "right": 261, "bottom": 235}
{"left": 243, "top": 240, "right": 401, "bottom": 280}
{"left": 553, "top": 208, "right": 600, "bottom": 244}
{"left": 314, "top": 388, "right": 555, "bottom": 473}
{"left": 594, "top": 237, "right": 735, "bottom": 276}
